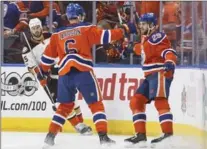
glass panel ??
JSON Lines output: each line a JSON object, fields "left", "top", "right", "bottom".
{"left": 1, "top": 1, "right": 4, "bottom": 64}
{"left": 197, "top": 1, "right": 207, "bottom": 65}
{"left": 95, "top": 2, "right": 135, "bottom": 64}
{"left": 2, "top": 1, "right": 207, "bottom": 66}
{"left": 160, "top": 2, "right": 183, "bottom": 65}
{"left": 179, "top": 2, "right": 193, "bottom": 65}
{"left": 2, "top": 1, "right": 93, "bottom": 64}
{"left": 3, "top": 1, "right": 23, "bottom": 63}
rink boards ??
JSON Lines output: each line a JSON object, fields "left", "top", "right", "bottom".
{"left": 1, "top": 66, "right": 207, "bottom": 138}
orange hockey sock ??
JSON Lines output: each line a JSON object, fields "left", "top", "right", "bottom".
{"left": 133, "top": 112, "right": 146, "bottom": 134}
{"left": 88, "top": 101, "right": 107, "bottom": 133}
{"left": 67, "top": 110, "right": 79, "bottom": 127}
{"left": 49, "top": 102, "right": 74, "bottom": 135}
{"left": 76, "top": 114, "right": 83, "bottom": 123}
{"left": 130, "top": 94, "right": 148, "bottom": 134}
{"left": 74, "top": 106, "right": 84, "bottom": 123}
{"left": 155, "top": 97, "right": 173, "bottom": 134}
{"left": 159, "top": 112, "right": 173, "bottom": 133}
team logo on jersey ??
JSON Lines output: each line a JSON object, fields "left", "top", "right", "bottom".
{"left": 1, "top": 72, "right": 38, "bottom": 96}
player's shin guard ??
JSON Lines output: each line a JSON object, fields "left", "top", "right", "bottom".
{"left": 44, "top": 102, "right": 74, "bottom": 147}
{"left": 125, "top": 94, "right": 148, "bottom": 146}
{"left": 88, "top": 101, "right": 107, "bottom": 133}
{"left": 154, "top": 97, "right": 173, "bottom": 134}
{"left": 49, "top": 102, "right": 74, "bottom": 135}
{"left": 133, "top": 112, "right": 146, "bottom": 134}
{"left": 88, "top": 101, "right": 115, "bottom": 144}
{"left": 129, "top": 94, "right": 148, "bottom": 134}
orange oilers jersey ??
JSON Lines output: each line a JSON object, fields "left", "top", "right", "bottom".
{"left": 40, "top": 22, "right": 124, "bottom": 75}
{"left": 133, "top": 32, "right": 177, "bottom": 77}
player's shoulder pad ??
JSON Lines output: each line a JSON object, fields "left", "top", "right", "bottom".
{"left": 148, "top": 32, "right": 167, "bottom": 45}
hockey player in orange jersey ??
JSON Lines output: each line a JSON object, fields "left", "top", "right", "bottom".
{"left": 22, "top": 18, "right": 92, "bottom": 136}
{"left": 123, "top": 13, "right": 177, "bottom": 147}
{"left": 38, "top": 3, "right": 127, "bottom": 148}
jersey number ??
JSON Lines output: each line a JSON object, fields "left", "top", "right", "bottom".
{"left": 152, "top": 33, "right": 162, "bottom": 42}
{"left": 65, "top": 39, "right": 77, "bottom": 54}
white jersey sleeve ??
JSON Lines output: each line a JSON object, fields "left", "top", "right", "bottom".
{"left": 32, "top": 38, "right": 59, "bottom": 65}
{"left": 32, "top": 38, "right": 50, "bottom": 64}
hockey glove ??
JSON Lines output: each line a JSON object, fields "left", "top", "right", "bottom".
{"left": 127, "top": 22, "right": 137, "bottom": 34}
{"left": 125, "top": 42, "right": 135, "bottom": 53}
{"left": 4, "top": 29, "right": 16, "bottom": 38}
{"left": 119, "top": 22, "right": 137, "bottom": 36}
{"left": 121, "top": 40, "right": 135, "bottom": 59}
{"left": 164, "top": 61, "right": 175, "bottom": 72}
{"left": 35, "top": 66, "right": 50, "bottom": 86}
{"left": 118, "top": 24, "right": 130, "bottom": 37}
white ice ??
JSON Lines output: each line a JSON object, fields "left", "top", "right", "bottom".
{"left": 1, "top": 132, "right": 205, "bottom": 149}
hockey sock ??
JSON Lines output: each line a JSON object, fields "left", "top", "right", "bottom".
{"left": 159, "top": 112, "right": 173, "bottom": 133}
{"left": 88, "top": 101, "right": 107, "bottom": 133}
{"left": 155, "top": 97, "right": 173, "bottom": 134}
{"left": 74, "top": 106, "right": 84, "bottom": 123}
{"left": 67, "top": 110, "right": 80, "bottom": 127}
{"left": 49, "top": 102, "right": 74, "bottom": 135}
{"left": 130, "top": 94, "right": 148, "bottom": 134}
{"left": 133, "top": 112, "right": 146, "bottom": 134}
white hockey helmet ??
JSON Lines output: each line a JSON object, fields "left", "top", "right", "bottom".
{"left": 29, "top": 18, "right": 42, "bottom": 30}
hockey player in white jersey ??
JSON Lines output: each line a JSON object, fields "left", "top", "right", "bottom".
{"left": 22, "top": 18, "right": 92, "bottom": 135}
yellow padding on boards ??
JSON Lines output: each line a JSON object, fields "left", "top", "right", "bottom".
{"left": 2, "top": 118, "right": 207, "bottom": 138}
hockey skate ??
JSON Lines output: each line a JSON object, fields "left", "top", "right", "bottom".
{"left": 151, "top": 133, "right": 173, "bottom": 148}
{"left": 42, "top": 132, "right": 56, "bottom": 149}
{"left": 98, "top": 132, "right": 116, "bottom": 146}
{"left": 75, "top": 123, "right": 93, "bottom": 135}
{"left": 124, "top": 133, "right": 147, "bottom": 148}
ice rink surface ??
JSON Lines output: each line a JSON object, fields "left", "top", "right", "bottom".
{"left": 1, "top": 132, "right": 205, "bottom": 149}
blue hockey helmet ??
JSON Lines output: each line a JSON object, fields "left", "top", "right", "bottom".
{"left": 75, "top": 3, "right": 85, "bottom": 16}
{"left": 139, "top": 13, "right": 157, "bottom": 26}
{"left": 66, "top": 3, "right": 79, "bottom": 20}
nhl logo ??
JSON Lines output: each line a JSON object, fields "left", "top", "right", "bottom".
{"left": 90, "top": 92, "right": 95, "bottom": 97}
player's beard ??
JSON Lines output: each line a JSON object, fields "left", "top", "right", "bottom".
{"left": 31, "top": 31, "right": 44, "bottom": 42}
{"left": 141, "top": 29, "right": 148, "bottom": 36}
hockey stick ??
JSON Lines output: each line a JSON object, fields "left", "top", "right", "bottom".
{"left": 117, "top": 7, "right": 123, "bottom": 25}
{"left": 22, "top": 32, "right": 57, "bottom": 111}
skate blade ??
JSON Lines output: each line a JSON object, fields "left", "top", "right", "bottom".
{"left": 150, "top": 136, "right": 173, "bottom": 148}
{"left": 150, "top": 143, "right": 156, "bottom": 148}
{"left": 150, "top": 142, "right": 174, "bottom": 149}
{"left": 124, "top": 141, "right": 147, "bottom": 148}
{"left": 80, "top": 131, "right": 93, "bottom": 136}
{"left": 100, "top": 142, "right": 116, "bottom": 148}
{"left": 42, "top": 143, "right": 53, "bottom": 149}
